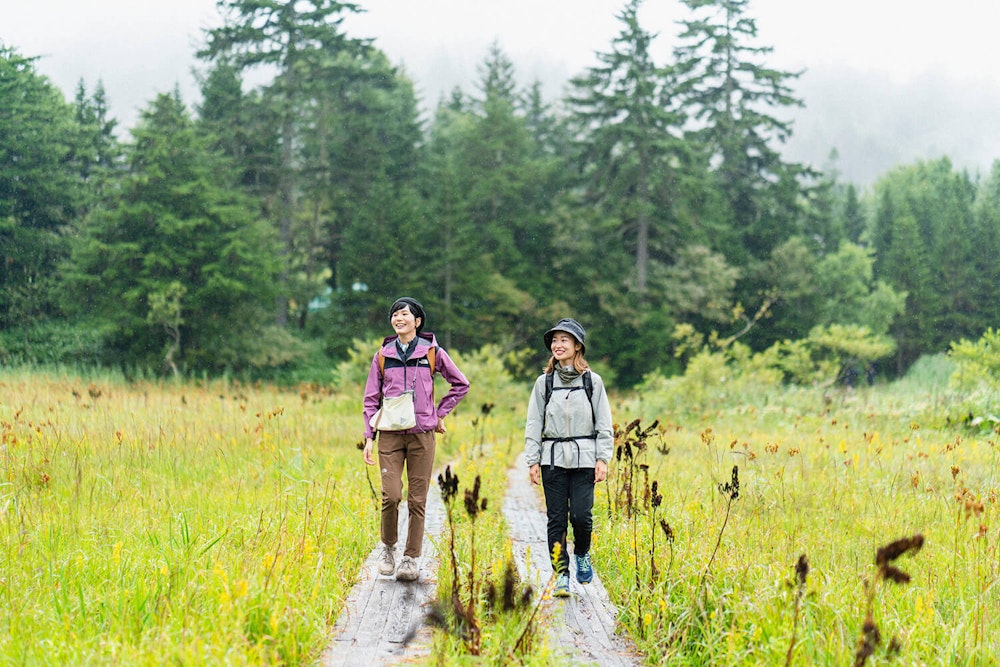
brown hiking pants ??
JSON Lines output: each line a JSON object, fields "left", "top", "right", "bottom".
{"left": 377, "top": 430, "right": 436, "bottom": 558}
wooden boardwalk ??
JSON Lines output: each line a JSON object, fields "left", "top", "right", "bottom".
{"left": 503, "top": 454, "right": 640, "bottom": 667}
{"left": 322, "top": 456, "right": 640, "bottom": 666}
{"left": 321, "top": 490, "right": 443, "bottom": 666}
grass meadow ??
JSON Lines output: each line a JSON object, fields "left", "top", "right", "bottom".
{"left": 1, "top": 368, "right": 383, "bottom": 664}
{"left": 597, "top": 356, "right": 1000, "bottom": 666}
{"left": 2, "top": 351, "right": 999, "bottom": 665}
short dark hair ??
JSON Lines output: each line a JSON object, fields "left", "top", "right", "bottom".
{"left": 389, "top": 297, "right": 426, "bottom": 333}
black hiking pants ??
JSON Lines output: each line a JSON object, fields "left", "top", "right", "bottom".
{"left": 541, "top": 465, "right": 595, "bottom": 575}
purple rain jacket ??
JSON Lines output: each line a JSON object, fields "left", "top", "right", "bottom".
{"left": 363, "top": 332, "right": 470, "bottom": 439}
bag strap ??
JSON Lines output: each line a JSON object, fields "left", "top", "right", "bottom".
{"left": 541, "top": 371, "right": 597, "bottom": 468}
{"left": 542, "top": 370, "right": 595, "bottom": 427}
{"left": 378, "top": 346, "right": 437, "bottom": 375}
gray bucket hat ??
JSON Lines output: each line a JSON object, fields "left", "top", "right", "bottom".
{"left": 544, "top": 318, "right": 586, "bottom": 355}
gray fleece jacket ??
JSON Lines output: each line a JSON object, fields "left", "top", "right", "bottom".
{"left": 523, "top": 369, "right": 614, "bottom": 469}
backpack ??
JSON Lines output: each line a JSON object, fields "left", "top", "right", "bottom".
{"left": 543, "top": 370, "right": 595, "bottom": 424}
{"left": 541, "top": 370, "right": 597, "bottom": 444}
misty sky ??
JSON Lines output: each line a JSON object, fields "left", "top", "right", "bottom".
{"left": 5, "top": 0, "right": 1000, "bottom": 185}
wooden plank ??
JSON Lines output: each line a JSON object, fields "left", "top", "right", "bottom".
{"left": 323, "top": 478, "right": 445, "bottom": 666}
{"left": 325, "top": 458, "right": 640, "bottom": 666}
{"left": 503, "top": 456, "right": 641, "bottom": 667}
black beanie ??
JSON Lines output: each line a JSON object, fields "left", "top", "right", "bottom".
{"left": 389, "top": 297, "right": 426, "bottom": 333}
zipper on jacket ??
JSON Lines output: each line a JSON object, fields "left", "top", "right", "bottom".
{"left": 564, "top": 391, "right": 572, "bottom": 467}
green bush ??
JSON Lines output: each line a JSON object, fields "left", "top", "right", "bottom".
{"left": 0, "top": 320, "right": 107, "bottom": 366}
{"left": 948, "top": 328, "right": 1000, "bottom": 390}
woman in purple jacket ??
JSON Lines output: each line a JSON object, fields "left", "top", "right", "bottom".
{"left": 362, "top": 297, "right": 470, "bottom": 581}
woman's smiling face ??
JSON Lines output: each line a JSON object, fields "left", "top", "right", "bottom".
{"left": 391, "top": 305, "right": 420, "bottom": 340}
{"left": 550, "top": 332, "right": 580, "bottom": 364}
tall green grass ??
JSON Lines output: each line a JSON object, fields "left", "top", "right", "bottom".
{"left": 599, "top": 377, "right": 1000, "bottom": 665}
{"left": 1, "top": 369, "right": 373, "bottom": 664}
{"left": 0, "top": 344, "right": 539, "bottom": 664}
{"left": 7, "top": 349, "right": 997, "bottom": 665}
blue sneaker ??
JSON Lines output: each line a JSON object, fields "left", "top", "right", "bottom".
{"left": 554, "top": 573, "right": 571, "bottom": 597}
{"left": 575, "top": 553, "right": 593, "bottom": 584}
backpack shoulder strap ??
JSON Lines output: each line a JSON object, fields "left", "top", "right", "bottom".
{"left": 541, "top": 371, "right": 554, "bottom": 436}
{"left": 542, "top": 370, "right": 595, "bottom": 425}
{"left": 583, "top": 370, "right": 596, "bottom": 426}
{"left": 378, "top": 351, "right": 386, "bottom": 376}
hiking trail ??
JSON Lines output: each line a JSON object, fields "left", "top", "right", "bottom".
{"left": 323, "top": 456, "right": 641, "bottom": 666}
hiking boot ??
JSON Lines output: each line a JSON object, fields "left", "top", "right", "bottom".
{"left": 553, "top": 573, "right": 571, "bottom": 597}
{"left": 396, "top": 556, "right": 419, "bottom": 581}
{"left": 575, "top": 553, "right": 593, "bottom": 584}
{"left": 377, "top": 546, "right": 396, "bottom": 576}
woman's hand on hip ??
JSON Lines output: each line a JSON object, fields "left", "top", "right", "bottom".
{"left": 595, "top": 460, "right": 608, "bottom": 483}
{"left": 435, "top": 417, "right": 447, "bottom": 434}
{"left": 529, "top": 464, "right": 541, "bottom": 486}
{"left": 363, "top": 438, "right": 376, "bottom": 466}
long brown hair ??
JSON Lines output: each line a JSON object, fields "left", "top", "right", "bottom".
{"left": 544, "top": 348, "right": 590, "bottom": 374}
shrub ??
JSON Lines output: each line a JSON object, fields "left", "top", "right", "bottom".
{"left": 0, "top": 320, "right": 107, "bottom": 366}
{"left": 948, "top": 328, "right": 1000, "bottom": 390}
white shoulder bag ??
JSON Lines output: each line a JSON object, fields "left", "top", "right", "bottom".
{"left": 370, "top": 391, "right": 416, "bottom": 431}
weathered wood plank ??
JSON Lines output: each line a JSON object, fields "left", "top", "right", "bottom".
{"left": 323, "top": 485, "right": 443, "bottom": 666}
{"left": 323, "top": 456, "right": 640, "bottom": 666}
{"left": 503, "top": 455, "right": 641, "bottom": 667}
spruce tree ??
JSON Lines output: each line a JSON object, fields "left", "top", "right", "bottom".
{"left": 0, "top": 46, "right": 81, "bottom": 329}
{"left": 842, "top": 184, "right": 866, "bottom": 245}
{"left": 199, "top": 0, "right": 369, "bottom": 327}
{"left": 673, "top": 0, "right": 808, "bottom": 265}
{"left": 566, "top": 0, "right": 690, "bottom": 293}
{"left": 71, "top": 80, "right": 122, "bottom": 210}
{"left": 970, "top": 162, "right": 1000, "bottom": 337}
{"left": 872, "top": 159, "right": 979, "bottom": 368}
{"left": 415, "top": 43, "right": 563, "bottom": 350}
{"left": 65, "top": 93, "right": 284, "bottom": 371}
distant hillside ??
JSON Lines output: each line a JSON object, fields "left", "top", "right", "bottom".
{"left": 784, "top": 65, "right": 1000, "bottom": 187}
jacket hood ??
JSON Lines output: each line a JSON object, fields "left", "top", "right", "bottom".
{"left": 380, "top": 331, "right": 439, "bottom": 355}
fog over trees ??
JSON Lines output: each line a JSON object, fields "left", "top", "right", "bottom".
{"left": 3, "top": 0, "right": 1000, "bottom": 386}
{"left": 784, "top": 66, "right": 1000, "bottom": 186}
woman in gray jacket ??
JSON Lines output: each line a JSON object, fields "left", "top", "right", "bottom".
{"left": 524, "top": 318, "right": 614, "bottom": 597}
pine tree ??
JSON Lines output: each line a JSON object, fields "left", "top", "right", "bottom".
{"left": 197, "top": 61, "right": 281, "bottom": 196}
{"left": 842, "top": 183, "right": 866, "bottom": 245}
{"left": 198, "top": 0, "right": 368, "bottom": 327}
{"left": 562, "top": 0, "right": 733, "bottom": 383}
{"left": 299, "top": 49, "right": 426, "bottom": 340}
{"left": 65, "top": 93, "right": 285, "bottom": 371}
{"left": 0, "top": 46, "right": 81, "bottom": 328}
{"left": 969, "top": 162, "right": 1000, "bottom": 337}
{"left": 872, "top": 159, "right": 978, "bottom": 365}
{"left": 673, "top": 0, "right": 808, "bottom": 264}
{"left": 71, "top": 80, "right": 122, "bottom": 209}
{"left": 404, "top": 43, "right": 565, "bottom": 351}
{"left": 566, "top": 0, "right": 690, "bottom": 293}
{"left": 882, "top": 213, "right": 930, "bottom": 372}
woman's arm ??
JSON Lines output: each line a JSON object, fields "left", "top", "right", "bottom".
{"left": 362, "top": 352, "right": 383, "bottom": 440}
{"left": 434, "top": 347, "right": 470, "bottom": 419}
{"left": 523, "top": 377, "right": 545, "bottom": 468}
